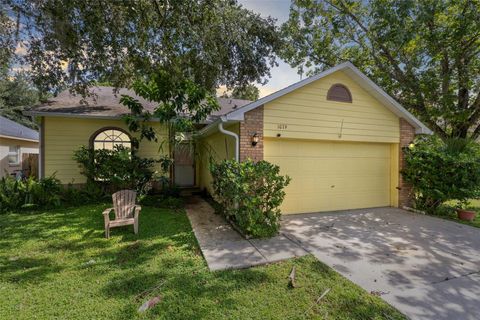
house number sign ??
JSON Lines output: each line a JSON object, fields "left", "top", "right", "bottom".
{"left": 277, "top": 124, "right": 288, "bottom": 130}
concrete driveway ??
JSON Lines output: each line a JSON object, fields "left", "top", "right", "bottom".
{"left": 282, "top": 207, "right": 480, "bottom": 320}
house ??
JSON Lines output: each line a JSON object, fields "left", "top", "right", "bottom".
{"left": 25, "top": 86, "right": 250, "bottom": 186}
{"left": 27, "top": 62, "right": 431, "bottom": 214}
{"left": 197, "top": 62, "right": 431, "bottom": 214}
{"left": 0, "top": 116, "right": 39, "bottom": 178}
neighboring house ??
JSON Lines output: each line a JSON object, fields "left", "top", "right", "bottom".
{"left": 27, "top": 62, "right": 431, "bottom": 214}
{"left": 0, "top": 116, "right": 39, "bottom": 178}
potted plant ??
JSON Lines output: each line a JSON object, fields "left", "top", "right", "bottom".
{"left": 456, "top": 200, "right": 477, "bottom": 221}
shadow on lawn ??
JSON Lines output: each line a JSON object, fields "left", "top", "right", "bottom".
{"left": 0, "top": 256, "right": 63, "bottom": 283}
{"left": 0, "top": 204, "right": 404, "bottom": 319}
{"left": 0, "top": 204, "right": 194, "bottom": 283}
{"left": 104, "top": 269, "right": 274, "bottom": 319}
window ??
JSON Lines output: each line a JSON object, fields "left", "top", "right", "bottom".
{"left": 8, "top": 146, "right": 20, "bottom": 165}
{"left": 91, "top": 128, "right": 131, "bottom": 150}
{"left": 327, "top": 84, "right": 352, "bottom": 103}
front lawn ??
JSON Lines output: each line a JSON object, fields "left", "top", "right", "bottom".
{"left": 0, "top": 204, "right": 404, "bottom": 319}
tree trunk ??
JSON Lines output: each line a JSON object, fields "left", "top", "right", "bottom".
{"left": 451, "top": 124, "right": 469, "bottom": 139}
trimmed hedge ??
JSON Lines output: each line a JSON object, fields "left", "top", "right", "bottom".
{"left": 210, "top": 159, "right": 290, "bottom": 238}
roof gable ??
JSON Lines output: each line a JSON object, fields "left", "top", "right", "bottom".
{"left": 223, "top": 62, "right": 432, "bottom": 135}
{"left": 262, "top": 70, "right": 401, "bottom": 143}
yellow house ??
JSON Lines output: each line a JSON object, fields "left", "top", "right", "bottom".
{"left": 26, "top": 86, "right": 250, "bottom": 187}
{"left": 28, "top": 62, "right": 430, "bottom": 214}
{"left": 197, "top": 62, "right": 431, "bottom": 214}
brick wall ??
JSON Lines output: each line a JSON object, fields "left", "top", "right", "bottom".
{"left": 239, "top": 106, "right": 264, "bottom": 162}
{"left": 399, "top": 118, "right": 416, "bottom": 208}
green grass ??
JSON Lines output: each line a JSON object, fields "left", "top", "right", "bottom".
{"left": 0, "top": 204, "right": 404, "bottom": 320}
{"left": 440, "top": 199, "right": 480, "bottom": 228}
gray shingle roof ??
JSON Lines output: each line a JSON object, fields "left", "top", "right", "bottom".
{"left": 0, "top": 116, "right": 39, "bottom": 141}
{"left": 26, "top": 86, "right": 251, "bottom": 123}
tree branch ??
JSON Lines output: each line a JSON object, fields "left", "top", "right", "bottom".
{"left": 470, "top": 122, "right": 480, "bottom": 140}
{"left": 441, "top": 50, "right": 451, "bottom": 99}
{"left": 327, "top": 0, "right": 429, "bottom": 112}
{"left": 466, "top": 90, "right": 480, "bottom": 125}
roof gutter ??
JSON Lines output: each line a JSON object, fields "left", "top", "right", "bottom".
{"left": 196, "top": 118, "right": 222, "bottom": 137}
{"left": 0, "top": 134, "right": 39, "bottom": 143}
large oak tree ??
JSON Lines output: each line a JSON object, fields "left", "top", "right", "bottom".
{"left": 4, "top": 0, "right": 281, "bottom": 95}
{"left": 281, "top": 0, "right": 480, "bottom": 139}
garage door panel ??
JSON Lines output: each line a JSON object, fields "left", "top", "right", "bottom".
{"left": 265, "top": 138, "right": 392, "bottom": 214}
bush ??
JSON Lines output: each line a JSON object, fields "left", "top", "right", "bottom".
{"left": 0, "top": 175, "right": 62, "bottom": 212}
{"left": 73, "top": 145, "right": 159, "bottom": 195}
{"left": 0, "top": 174, "right": 113, "bottom": 213}
{"left": 210, "top": 159, "right": 290, "bottom": 238}
{"left": 139, "top": 195, "right": 184, "bottom": 210}
{"left": 61, "top": 182, "right": 107, "bottom": 205}
{"left": 402, "top": 136, "right": 480, "bottom": 213}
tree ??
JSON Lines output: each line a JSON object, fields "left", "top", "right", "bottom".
{"left": 0, "top": 72, "right": 39, "bottom": 128}
{"left": 222, "top": 84, "right": 260, "bottom": 101}
{"left": 120, "top": 68, "right": 219, "bottom": 142}
{"left": 119, "top": 69, "right": 220, "bottom": 185}
{"left": 281, "top": 0, "right": 480, "bottom": 139}
{"left": 5, "top": 0, "right": 281, "bottom": 96}
{"left": 0, "top": 8, "right": 15, "bottom": 76}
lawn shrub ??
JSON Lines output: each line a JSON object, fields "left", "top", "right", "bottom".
{"left": 61, "top": 181, "right": 108, "bottom": 205}
{"left": 73, "top": 145, "right": 159, "bottom": 195}
{"left": 402, "top": 136, "right": 480, "bottom": 213}
{"left": 139, "top": 194, "right": 184, "bottom": 209}
{"left": 0, "top": 174, "right": 113, "bottom": 213}
{"left": 210, "top": 159, "right": 290, "bottom": 238}
{"left": 0, "top": 175, "right": 62, "bottom": 212}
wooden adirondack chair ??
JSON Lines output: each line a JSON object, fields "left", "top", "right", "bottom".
{"left": 102, "top": 190, "right": 141, "bottom": 238}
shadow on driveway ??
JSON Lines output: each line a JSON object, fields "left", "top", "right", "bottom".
{"left": 282, "top": 207, "right": 480, "bottom": 320}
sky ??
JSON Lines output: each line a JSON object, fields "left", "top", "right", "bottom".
{"left": 233, "top": 0, "right": 302, "bottom": 98}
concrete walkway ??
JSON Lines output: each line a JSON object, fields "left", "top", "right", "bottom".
{"left": 185, "top": 197, "right": 308, "bottom": 271}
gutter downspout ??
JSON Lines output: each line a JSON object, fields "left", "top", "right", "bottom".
{"left": 218, "top": 120, "right": 239, "bottom": 162}
{"left": 39, "top": 116, "right": 45, "bottom": 179}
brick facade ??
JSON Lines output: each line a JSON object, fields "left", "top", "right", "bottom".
{"left": 398, "top": 118, "right": 416, "bottom": 208}
{"left": 239, "top": 106, "right": 264, "bottom": 162}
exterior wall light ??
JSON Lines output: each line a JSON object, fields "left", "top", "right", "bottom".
{"left": 251, "top": 133, "right": 259, "bottom": 146}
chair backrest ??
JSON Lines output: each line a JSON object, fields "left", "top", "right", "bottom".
{"left": 112, "top": 190, "right": 137, "bottom": 220}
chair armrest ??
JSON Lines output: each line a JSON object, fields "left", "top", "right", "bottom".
{"left": 133, "top": 205, "right": 142, "bottom": 217}
{"left": 102, "top": 208, "right": 113, "bottom": 216}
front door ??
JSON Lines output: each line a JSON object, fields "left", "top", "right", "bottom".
{"left": 174, "top": 143, "right": 195, "bottom": 187}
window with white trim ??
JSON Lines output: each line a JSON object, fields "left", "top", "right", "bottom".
{"left": 8, "top": 145, "right": 20, "bottom": 165}
{"left": 92, "top": 129, "right": 132, "bottom": 150}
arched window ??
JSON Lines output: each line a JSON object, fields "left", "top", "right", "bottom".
{"left": 91, "top": 128, "right": 132, "bottom": 150}
{"left": 327, "top": 84, "right": 352, "bottom": 103}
